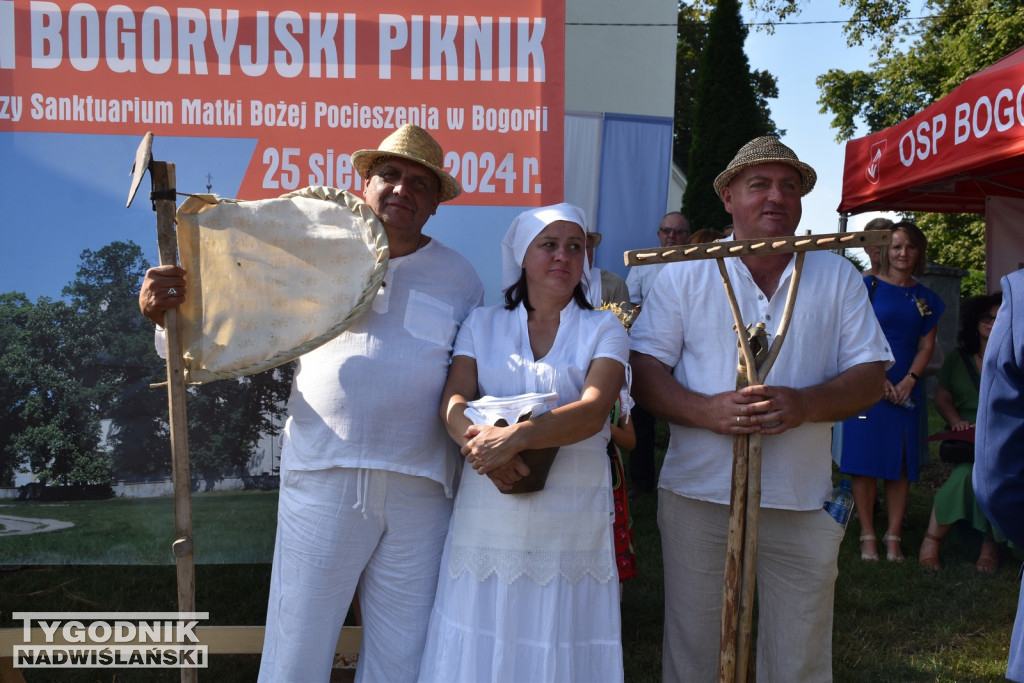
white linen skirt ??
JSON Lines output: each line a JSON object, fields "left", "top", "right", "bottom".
{"left": 418, "top": 439, "right": 623, "bottom": 683}
{"left": 418, "top": 534, "right": 623, "bottom": 683}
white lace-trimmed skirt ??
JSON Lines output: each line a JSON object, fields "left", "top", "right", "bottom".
{"left": 417, "top": 439, "right": 623, "bottom": 682}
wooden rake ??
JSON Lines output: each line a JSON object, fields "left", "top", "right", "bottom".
{"left": 126, "top": 133, "right": 198, "bottom": 683}
{"left": 624, "top": 230, "right": 892, "bottom": 683}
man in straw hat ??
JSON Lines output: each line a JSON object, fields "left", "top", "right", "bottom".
{"left": 629, "top": 136, "right": 892, "bottom": 680}
{"left": 140, "top": 124, "right": 483, "bottom": 682}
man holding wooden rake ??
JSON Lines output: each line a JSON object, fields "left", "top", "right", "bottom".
{"left": 630, "top": 136, "right": 893, "bottom": 681}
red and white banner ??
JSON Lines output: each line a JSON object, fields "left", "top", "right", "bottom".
{"left": 0, "top": 0, "right": 565, "bottom": 204}
{"left": 839, "top": 47, "right": 1024, "bottom": 215}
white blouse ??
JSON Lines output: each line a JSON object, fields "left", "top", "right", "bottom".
{"left": 447, "top": 301, "right": 629, "bottom": 585}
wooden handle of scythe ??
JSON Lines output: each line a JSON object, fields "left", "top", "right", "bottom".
{"left": 151, "top": 160, "right": 198, "bottom": 683}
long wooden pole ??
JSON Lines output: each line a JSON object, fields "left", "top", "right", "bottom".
{"left": 151, "top": 160, "right": 198, "bottom": 683}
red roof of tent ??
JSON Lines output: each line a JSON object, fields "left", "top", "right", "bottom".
{"left": 839, "top": 46, "right": 1024, "bottom": 215}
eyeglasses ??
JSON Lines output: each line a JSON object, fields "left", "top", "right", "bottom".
{"left": 658, "top": 228, "right": 688, "bottom": 236}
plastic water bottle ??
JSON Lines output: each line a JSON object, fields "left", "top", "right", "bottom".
{"left": 823, "top": 479, "right": 855, "bottom": 528}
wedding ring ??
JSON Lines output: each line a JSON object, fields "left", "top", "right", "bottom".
{"left": 167, "top": 287, "right": 178, "bottom": 296}
{"left": 736, "top": 415, "right": 742, "bottom": 425}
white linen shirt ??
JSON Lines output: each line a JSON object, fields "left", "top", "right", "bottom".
{"left": 280, "top": 239, "right": 484, "bottom": 496}
{"left": 629, "top": 247, "right": 892, "bottom": 510}
{"left": 626, "top": 262, "right": 667, "bottom": 305}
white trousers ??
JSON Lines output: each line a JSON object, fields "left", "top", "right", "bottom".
{"left": 658, "top": 491, "right": 844, "bottom": 683}
{"left": 258, "top": 467, "right": 453, "bottom": 683}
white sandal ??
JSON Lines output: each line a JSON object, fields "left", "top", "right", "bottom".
{"left": 859, "top": 534, "right": 878, "bottom": 561}
{"left": 883, "top": 534, "right": 903, "bottom": 562}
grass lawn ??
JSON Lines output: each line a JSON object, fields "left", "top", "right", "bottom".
{"left": 0, "top": 490, "right": 278, "bottom": 565}
{"left": 2, "top": 437, "right": 1021, "bottom": 681}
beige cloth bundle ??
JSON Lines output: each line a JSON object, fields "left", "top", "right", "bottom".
{"left": 175, "top": 186, "right": 388, "bottom": 384}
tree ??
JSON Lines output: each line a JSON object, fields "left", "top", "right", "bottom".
{"left": 186, "top": 365, "right": 293, "bottom": 490}
{"left": 0, "top": 294, "right": 35, "bottom": 485}
{"left": 682, "top": 0, "right": 778, "bottom": 232}
{"left": 60, "top": 241, "right": 170, "bottom": 480}
{"left": 0, "top": 294, "right": 111, "bottom": 486}
{"left": 674, "top": 2, "right": 780, "bottom": 178}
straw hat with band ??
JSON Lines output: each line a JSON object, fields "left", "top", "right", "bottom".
{"left": 351, "top": 124, "right": 462, "bottom": 202}
{"left": 713, "top": 136, "right": 817, "bottom": 198}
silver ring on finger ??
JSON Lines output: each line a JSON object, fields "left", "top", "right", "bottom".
{"left": 736, "top": 415, "right": 742, "bottom": 425}
{"left": 167, "top": 287, "right": 178, "bottom": 296}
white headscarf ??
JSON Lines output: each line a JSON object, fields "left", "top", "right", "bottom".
{"left": 500, "top": 203, "right": 592, "bottom": 292}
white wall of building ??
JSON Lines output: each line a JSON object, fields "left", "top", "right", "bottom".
{"left": 565, "top": 0, "right": 678, "bottom": 118}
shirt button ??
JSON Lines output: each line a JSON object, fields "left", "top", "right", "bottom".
{"left": 758, "top": 294, "right": 764, "bottom": 300}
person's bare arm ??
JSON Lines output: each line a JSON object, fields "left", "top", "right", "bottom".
{"left": 439, "top": 355, "right": 529, "bottom": 490}
{"left": 610, "top": 412, "right": 636, "bottom": 451}
{"left": 888, "top": 327, "right": 937, "bottom": 405}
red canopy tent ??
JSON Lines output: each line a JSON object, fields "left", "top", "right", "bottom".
{"left": 839, "top": 46, "right": 1024, "bottom": 290}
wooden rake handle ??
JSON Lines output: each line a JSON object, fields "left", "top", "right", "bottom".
{"left": 623, "top": 230, "right": 891, "bottom": 267}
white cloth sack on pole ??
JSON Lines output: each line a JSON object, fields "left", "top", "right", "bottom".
{"left": 175, "top": 186, "right": 388, "bottom": 384}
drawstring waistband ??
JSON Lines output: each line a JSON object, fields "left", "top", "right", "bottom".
{"left": 351, "top": 468, "right": 370, "bottom": 519}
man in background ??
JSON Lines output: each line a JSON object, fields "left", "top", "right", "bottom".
{"left": 626, "top": 211, "right": 690, "bottom": 307}
{"left": 586, "top": 228, "right": 630, "bottom": 308}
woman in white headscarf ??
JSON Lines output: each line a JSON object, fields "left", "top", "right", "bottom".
{"left": 418, "top": 204, "right": 628, "bottom": 682}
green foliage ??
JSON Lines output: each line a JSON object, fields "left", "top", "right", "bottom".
{"left": 816, "top": 1, "right": 1024, "bottom": 142}
{"left": 915, "top": 212, "right": 987, "bottom": 296}
{"left": 672, "top": 3, "right": 711, "bottom": 175}
{"left": 186, "top": 366, "right": 293, "bottom": 490}
{"left": 674, "top": 2, "right": 779, "bottom": 179}
{"left": 682, "top": 0, "right": 776, "bottom": 232}
{"left": 0, "top": 293, "right": 109, "bottom": 486}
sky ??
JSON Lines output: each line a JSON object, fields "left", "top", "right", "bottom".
{"left": 0, "top": 3, "right": 899, "bottom": 304}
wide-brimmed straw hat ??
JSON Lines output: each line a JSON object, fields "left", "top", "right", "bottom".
{"left": 713, "top": 136, "right": 817, "bottom": 198}
{"left": 351, "top": 124, "right": 461, "bottom": 202}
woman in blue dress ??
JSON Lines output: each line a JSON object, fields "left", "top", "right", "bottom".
{"left": 841, "top": 221, "right": 945, "bottom": 562}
